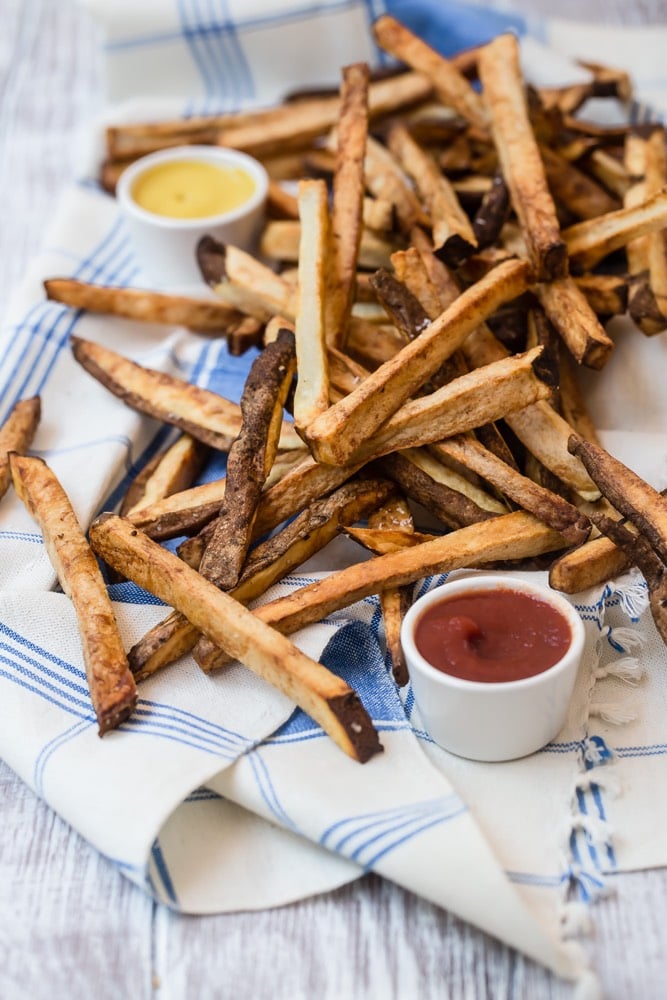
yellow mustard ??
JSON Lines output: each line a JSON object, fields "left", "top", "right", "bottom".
{"left": 132, "top": 159, "right": 256, "bottom": 219}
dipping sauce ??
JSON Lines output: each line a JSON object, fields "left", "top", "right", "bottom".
{"left": 131, "top": 159, "right": 256, "bottom": 220}
{"left": 414, "top": 588, "right": 571, "bottom": 683}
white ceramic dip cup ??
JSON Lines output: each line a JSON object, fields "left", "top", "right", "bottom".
{"left": 116, "top": 145, "right": 269, "bottom": 288}
{"left": 400, "top": 574, "right": 585, "bottom": 762}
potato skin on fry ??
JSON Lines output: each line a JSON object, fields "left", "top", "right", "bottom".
{"left": 0, "top": 396, "right": 41, "bottom": 500}
{"left": 10, "top": 455, "right": 136, "bottom": 734}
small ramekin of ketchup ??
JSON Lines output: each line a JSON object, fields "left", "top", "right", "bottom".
{"left": 401, "top": 574, "right": 585, "bottom": 762}
{"left": 117, "top": 145, "right": 268, "bottom": 287}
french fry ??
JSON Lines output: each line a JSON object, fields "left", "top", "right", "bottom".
{"left": 326, "top": 63, "right": 369, "bottom": 349}
{"left": 195, "top": 510, "right": 568, "bottom": 671}
{"left": 120, "top": 434, "right": 208, "bottom": 518}
{"left": 387, "top": 123, "right": 477, "bottom": 264}
{"left": 534, "top": 276, "right": 614, "bottom": 369}
{"left": 71, "top": 335, "right": 300, "bottom": 453}
{"left": 372, "top": 15, "right": 488, "bottom": 131}
{"left": 132, "top": 478, "right": 397, "bottom": 679}
{"left": 563, "top": 189, "right": 667, "bottom": 272}
{"left": 198, "top": 237, "right": 295, "bottom": 321}
{"left": 260, "top": 218, "right": 399, "bottom": 271}
{"left": 432, "top": 434, "right": 591, "bottom": 546}
{"left": 470, "top": 173, "right": 510, "bottom": 252}
{"left": 540, "top": 145, "right": 620, "bottom": 221}
{"left": 293, "top": 180, "right": 330, "bottom": 429}
{"left": 216, "top": 70, "right": 433, "bottom": 157}
{"left": 572, "top": 273, "right": 628, "bottom": 317}
{"left": 341, "top": 345, "right": 553, "bottom": 466}
{"left": 305, "top": 258, "right": 532, "bottom": 466}
{"left": 44, "top": 279, "right": 243, "bottom": 333}
{"left": 549, "top": 534, "right": 630, "bottom": 594}
{"left": 377, "top": 450, "right": 503, "bottom": 530}
{"left": 0, "top": 396, "right": 40, "bottom": 500}
{"left": 368, "top": 495, "right": 414, "bottom": 686}
{"left": 197, "top": 331, "right": 297, "bottom": 591}
{"left": 89, "top": 513, "right": 382, "bottom": 763}
{"left": 344, "top": 526, "right": 436, "bottom": 554}
{"left": 10, "top": 455, "right": 136, "bottom": 734}
{"left": 478, "top": 34, "right": 567, "bottom": 280}
{"left": 362, "top": 134, "right": 428, "bottom": 235}
{"left": 568, "top": 435, "right": 667, "bottom": 567}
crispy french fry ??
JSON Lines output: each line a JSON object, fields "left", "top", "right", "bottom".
{"left": 478, "top": 34, "right": 567, "bottom": 280}
{"left": 44, "top": 279, "right": 243, "bottom": 333}
{"left": 89, "top": 513, "right": 382, "bottom": 763}
{"left": 326, "top": 63, "right": 369, "bottom": 349}
{"left": 373, "top": 15, "right": 487, "bottom": 130}
{"left": 0, "top": 396, "right": 40, "bottom": 499}
{"left": 120, "top": 434, "right": 208, "bottom": 518}
{"left": 293, "top": 180, "right": 330, "bottom": 429}
{"left": 568, "top": 434, "right": 667, "bottom": 566}
{"left": 387, "top": 123, "right": 477, "bottom": 264}
{"left": 132, "top": 478, "right": 397, "bottom": 679}
{"left": 432, "top": 434, "right": 590, "bottom": 546}
{"left": 198, "top": 237, "right": 295, "bottom": 321}
{"left": 197, "top": 331, "right": 297, "bottom": 591}
{"left": 305, "top": 258, "right": 532, "bottom": 466}
{"left": 549, "top": 534, "right": 630, "bottom": 594}
{"left": 535, "top": 276, "right": 614, "bottom": 369}
{"left": 71, "top": 335, "right": 300, "bottom": 453}
{"left": 10, "top": 455, "right": 136, "bottom": 734}
{"left": 260, "top": 218, "right": 399, "bottom": 270}
{"left": 540, "top": 145, "right": 620, "bottom": 221}
{"left": 345, "top": 526, "right": 436, "bottom": 554}
{"left": 563, "top": 189, "right": 667, "bottom": 272}
{"left": 368, "top": 495, "right": 414, "bottom": 686}
{"left": 340, "top": 345, "right": 553, "bottom": 466}
{"left": 572, "top": 273, "right": 628, "bottom": 316}
{"left": 195, "top": 510, "right": 568, "bottom": 671}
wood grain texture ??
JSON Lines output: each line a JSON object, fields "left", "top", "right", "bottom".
{"left": 3, "top": 1, "right": 667, "bottom": 998}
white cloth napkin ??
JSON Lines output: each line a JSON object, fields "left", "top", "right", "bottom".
{"left": 3, "top": 0, "right": 667, "bottom": 987}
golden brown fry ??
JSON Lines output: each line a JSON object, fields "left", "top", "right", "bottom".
{"left": 432, "top": 434, "right": 590, "bottom": 546}
{"left": 549, "top": 534, "right": 630, "bottom": 595}
{"left": 195, "top": 510, "right": 568, "bottom": 671}
{"left": 305, "top": 258, "right": 532, "bottom": 466}
{"left": 557, "top": 351, "right": 601, "bottom": 446}
{"left": 120, "top": 434, "right": 208, "bottom": 519}
{"left": 569, "top": 434, "right": 667, "bottom": 567}
{"left": 260, "top": 218, "right": 399, "bottom": 271}
{"left": 387, "top": 123, "right": 477, "bottom": 264}
{"left": 572, "top": 273, "right": 628, "bottom": 317}
{"left": 377, "top": 450, "right": 503, "bottom": 530}
{"left": 198, "top": 331, "right": 297, "bottom": 591}
{"left": 0, "top": 396, "right": 40, "bottom": 499}
{"left": 134, "top": 479, "right": 396, "bottom": 679}
{"left": 293, "top": 180, "right": 330, "bottom": 429}
{"left": 71, "top": 335, "right": 300, "bottom": 453}
{"left": 216, "top": 71, "right": 432, "bottom": 157}
{"left": 327, "top": 63, "right": 369, "bottom": 349}
{"left": 540, "top": 145, "right": 620, "bottom": 221}
{"left": 362, "top": 134, "right": 427, "bottom": 236}
{"left": 563, "top": 189, "right": 667, "bottom": 272}
{"left": 10, "top": 455, "right": 136, "bottom": 734}
{"left": 478, "top": 34, "right": 567, "bottom": 280}
{"left": 331, "top": 344, "right": 552, "bottom": 467}
{"left": 89, "top": 513, "right": 382, "bottom": 763}
{"left": 535, "top": 276, "right": 614, "bottom": 369}
{"left": 373, "top": 15, "right": 487, "bottom": 130}
{"left": 44, "top": 279, "right": 243, "bottom": 333}
{"left": 369, "top": 495, "right": 413, "bottom": 686}
{"left": 344, "top": 525, "right": 436, "bottom": 554}
{"left": 198, "top": 237, "right": 295, "bottom": 321}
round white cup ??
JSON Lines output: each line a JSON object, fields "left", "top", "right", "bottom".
{"left": 400, "top": 574, "right": 585, "bottom": 762}
{"left": 116, "top": 145, "right": 269, "bottom": 288}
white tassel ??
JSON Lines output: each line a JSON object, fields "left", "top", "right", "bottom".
{"left": 593, "top": 656, "right": 644, "bottom": 684}
{"left": 589, "top": 700, "right": 637, "bottom": 725}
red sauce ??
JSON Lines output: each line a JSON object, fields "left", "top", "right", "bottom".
{"left": 414, "top": 588, "right": 571, "bottom": 683}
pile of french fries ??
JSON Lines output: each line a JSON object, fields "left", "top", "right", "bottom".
{"left": 6, "top": 16, "right": 667, "bottom": 761}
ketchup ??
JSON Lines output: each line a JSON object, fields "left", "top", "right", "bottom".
{"left": 414, "top": 588, "right": 571, "bottom": 683}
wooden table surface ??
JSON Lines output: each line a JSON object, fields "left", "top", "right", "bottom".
{"left": 2, "top": 2, "right": 667, "bottom": 998}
